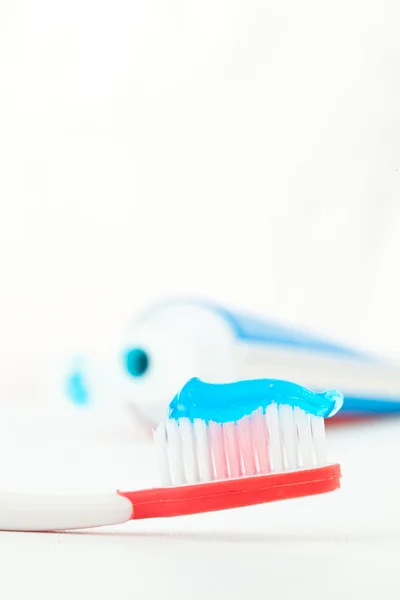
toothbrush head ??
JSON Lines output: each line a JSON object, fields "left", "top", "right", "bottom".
{"left": 155, "top": 378, "right": 342, "bottom": 487}
{"left": 118, "top": 377, "right": 342, "bottom": 520}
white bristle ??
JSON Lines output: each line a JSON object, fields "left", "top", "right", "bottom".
{"left": 295, "top": 406, "right": 313, "bottom": 468}
{"left": 153, "top": 422, "right": 172, "bottom": 486}
{"left": 265, "top": 403, "right": 283, "bottom": 472}
{"left": 279, "top": 404, "right": 299, "bottom": 470}
{"left": 193, "top": 418, "right": 213, "bottom": 482}
{"left": 155, "top": 403, "right": 329, "bottom": 486}
{"left": 179, "top": 417, "right": 199, "bottom": 484}
{"left": 165, "top": 420, "right": 185, "bottom": 485}
{"left": 311, "top": 415, "right": 327, "bottom": 465}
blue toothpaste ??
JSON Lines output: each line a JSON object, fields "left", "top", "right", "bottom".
{"left": 169, "top": 377, "right": 343, "bottom": 423}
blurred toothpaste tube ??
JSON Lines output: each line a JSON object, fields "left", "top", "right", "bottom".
{"left": 66, "top": 299, "right": 400, "bottom": 427}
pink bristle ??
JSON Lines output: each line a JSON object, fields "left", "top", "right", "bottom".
{"left": 209, "top": 421, "right": 228, "bottom": 480}
{"left": 223, "top": 422, "right": 241, "bottom": 478}
{"left": 155, "top": 403, "right": 329, "bottom": 487}
{"left": 236, "top": 415, "right": 257, "bottom": 476}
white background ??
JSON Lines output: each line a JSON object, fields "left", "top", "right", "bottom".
{"left": 1, "top": 1, "right": 400, "bottom": 390}
{"left": 1, "top": 1, "right": 400, "bottom": 598}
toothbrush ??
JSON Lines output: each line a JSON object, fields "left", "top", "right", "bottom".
{"left": 0, "top": 378, "right": 342, "bottom": 532}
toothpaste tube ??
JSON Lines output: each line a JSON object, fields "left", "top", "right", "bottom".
{"left": 66, "top": 298, "right": 400, "bottom": 426}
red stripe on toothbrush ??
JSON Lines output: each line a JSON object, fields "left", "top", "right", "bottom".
{"left": 118, "top": 463, "right": 341, "bottom": 520}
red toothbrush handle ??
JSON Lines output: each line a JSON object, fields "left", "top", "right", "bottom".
{"left": 118, "top": 463, "right": 341, "bottom": 520}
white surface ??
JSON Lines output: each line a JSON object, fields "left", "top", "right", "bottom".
{"left": 0, "top": 410, "right": 399, "bottom": 599}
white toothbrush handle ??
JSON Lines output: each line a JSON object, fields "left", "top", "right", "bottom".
{"left": 0, "top": 490, "right": 133, "bottom": 531}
